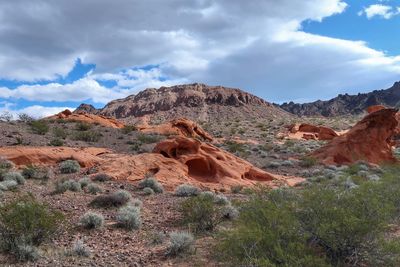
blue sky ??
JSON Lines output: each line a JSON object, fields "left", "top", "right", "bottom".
{"left": 0, "top": 0, "right": 399, "bottom": 117}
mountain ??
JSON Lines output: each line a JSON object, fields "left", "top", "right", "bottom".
{"left": 280, "top": 82, "right": 400, "bottom": 117}
{"left": 75, "top": 83, "right": 291, "bottom": 122}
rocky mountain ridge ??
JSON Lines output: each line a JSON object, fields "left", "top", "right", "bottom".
{"left": 279, "top": 81, "right": 400, "bottom": 117}
{"left": 75, "top": 83, "right": 291, "bottom": 123}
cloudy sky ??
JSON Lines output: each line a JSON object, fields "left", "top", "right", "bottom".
{"left": 0, "top": 0, "right": 400, "bottom": 117}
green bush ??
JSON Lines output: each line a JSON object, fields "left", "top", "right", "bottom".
{"left": 59, "top": 160, "right": 80, "bottom": 174}
{"left": 0, "top": 195, "right": 63, "bottom": 259}
{"left": 137, "top": 133, "right": 162, "bottom": 144}
{"left": 90, "top": 190, "right": 132, "bottom": 208}
{"left": 166, "top": 231, "right": 194, "bottom": 257}
{"left": 49, "top": 138, "right": 64, "bottom": 146}
{"left": 116, "top": 205, "right": 141, "bottom": 230}
{"left": 86, "top": 183, "right": 102, "bottom": 195}
{"left": 0, "top": 180, "right": 18, "bottom": 191}
{"left": 30, "top": 120, "right": 49, "bottom": 135}
{"left": 121, "top": 125, "right": 137, "bottom": 134}
{"left": 216, "top": 189, "right": 328, "bottom": 266}
{"left": 75, "top": 122, "right": 92, "bottom": 131}
{"left": 3, "top": 172, "right": 25, "bottom": 185}
{"left": 54, "top": 179, "right": 82, "bottom": 194}
{"left": 143, "top": 187, "right": 154, "bottom": 195}
{"left": 0, "top": 158, "right": 14, "bottom": 170}
{"left": 73, "top": 131, "right": 101, "bottom": 142}
{"left": 299, "top": 156, "right": 318, "bottom": 168}
{"left": 216, "top": 168, "right": 400, "bottom": 266}
{"left": 21, "top": 165, "right": 50, "bottom": 180}
{"left": 79, "top": 212, "right": 104, "bottom": 229}
{"left": 92, "top": 173, "right": 112, "bottom": 182}
{"left": 52, "top": 127, "right": 67, "bottom": 139}
{"left": 71, "top": 239, "right": 91, "bottom": 257}
{"left": 180, "top": 194, "right": 226, "bottom": 233}
{"left": 138, "top": 177, "right": 164, "bottom": 193}
{"left": 175, "top": 184, "right": 201, "bottom": 197}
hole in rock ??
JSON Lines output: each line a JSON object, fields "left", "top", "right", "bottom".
{"left": 186, "top": 158, "right": 216, "bottom": 182}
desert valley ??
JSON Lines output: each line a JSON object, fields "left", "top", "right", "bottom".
{"left": 1, "top": 83, "right": 400, "bottom": 266}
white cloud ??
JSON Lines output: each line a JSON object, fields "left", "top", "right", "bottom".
{"left": 359, "top": 4, "right": 400, "bottom": 19}
{"left": 0, "top": 0, "right": 399, "bottom": 104}
{"left": 0, "top": 104, "right": 74, "bottom": 119}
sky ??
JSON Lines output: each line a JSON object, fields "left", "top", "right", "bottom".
{"left": 0, "top": 0, "right": 400, "bottom": 118}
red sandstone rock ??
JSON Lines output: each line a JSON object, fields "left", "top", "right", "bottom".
{"left": 367, "top": 105, "right": 386, "bottom": 114}
{"left": 47, "top": 109, "right": 125, "bottom": 128}
{"left": 287, "top": 123, "right": 338, "bottom": 141}
{"left": 313, "top": 108, "right": 398, "bottom": 165}
{"left": 138, "top": 118, "right": 213, "bottom": 141}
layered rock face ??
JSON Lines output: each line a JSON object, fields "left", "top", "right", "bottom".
{"left": 280, "top": 81, "right": 400, "bottom": 117}
{"left": 138, "top": 118, "right": 213, "bottom": 141}
{"left": 47, "top": 109, "right": 125, "bottom": 128}
{"left": 77, "top": 83, "right": 291, "bottom": 123}
{"left": 288, "top": 123, "right": 338, "bottom": 141}
{"left": 312, "top": 108, "right": 398, "bottom": 165}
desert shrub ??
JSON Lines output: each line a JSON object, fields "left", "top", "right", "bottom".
{"left": 138, "top": 177, "right": 164, "bottom": 193}
{"left": 116, "top": 205, "right": 141, "bottom": 230}
{"left": 216, "top": 189, "right": 328, "bottom": 266}
{"left": 75, "top": 122, "right": 92, "bottom": 131}
{"left": 175, "top": 184, "right": 200, "bottom": 197}
{"left": 121, "top": 125, "right": 137, "bottom": 134}
{"left": 180, "top": 194, "right": 225, "bottom": 232}
{"left": 143, "top": 187, "right": 154, "bottom": 195}
{"left": 225, "top": 141, "right": 247, "bottom": 154}
{"left": 71, "top": 239, "right": 91, "bottom": 257}
{"left": 92, "top": 173, "right": 112, "bottom": 182}
{"left": 166, "top": 231, "right": 194, "bottom": 256}
{"left": 0, "top": 158, "right": 14, "bottom": 170}
{"left": 299, "top": 156, "right": 318, "bottom": 168}
{"left": 214, "top": 194, "right": 230, "bottom": 205}
{"left": 130, "top": 198, "right": 143, "bottom": 209}
{"left": 216, "top": 169, "right": 400, "bottom": 267}
{"left": 0, "top": 111, "right": 13, "bottom": 122}
{"left": 137, "top": 133, "right": 162, "bottom": 144}
{"left": 18, "top": 113, "right": 34, "bottom": 123}
{"left": 21, "top": 165, "right": 38, "bottom": 179}
{"left": 49, "top": 138, "right": 64, "bottom": 146}
{"left": 3, "top": 172, "right": 25, "bottom": 185}
{"left": 73, "top": 131, "right": 101, "bottom": 142}
{"left": 14, "top": 244, "right": 40, "bottom": 262}
{"left": 90, "top": 190, "right": 132, "bottom": 208}
{"left": 78, "top": 177, "right": 91, "bottom": 188}
{"left": 86, "top": 183, "right": 102, "bottom": 194}
{"left": 54, "top": 179, "right": 82, "bottom": 194}
{"left": 52, "top": 127, "right": 67, "bottom": 139}
{"left": 230, "top": 185, "right": 243, "bottom": 194}
{"left": 30, "top": 120, "right": 49, "bottom": 135}
{"left": 0, "top": 180, "right": 18, "bottom": 191}
{"left": 221, "top": 205, "right": 240, "bottom": 220}
{"left": 0, "top": 195, "right": 63, "bottom": 259}
{"left": 59, "top": 160, "right": 80, "bottom": 174}
{"left": 79, "top": 212, "right": 104, "bottom": 229}
{"left": 150, "top": 231, "right": 166, "bottom": 245}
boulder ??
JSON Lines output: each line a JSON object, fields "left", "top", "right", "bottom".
{"left": 313, "top": 108, "right": 398, "bottom": 165}
{"left": 47, "top": 109, "right": 125, "bottom": 128}
{"left": 287, "top": 123, "right": 338, "bottom": 141}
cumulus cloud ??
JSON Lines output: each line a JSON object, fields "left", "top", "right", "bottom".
{"left": 0, "top": 0, "right": 399, "bottom": 104}
{"left": 0, "top": 104, "right": 74, "bottom": 119}
{"left": 358, "top": 4, "right": 400, "bottom": 19}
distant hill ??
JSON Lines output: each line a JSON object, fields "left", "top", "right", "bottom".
{"left": 280, "top": 82, "right": 400, "bottom": 117}
{"left": 75, "top": 83, "right": 291, "bottom": 123}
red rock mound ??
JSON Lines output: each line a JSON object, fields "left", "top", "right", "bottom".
{"left": 153, "top": 137, "right": 296, "bottom": 188}
{"left": 313, "top": 108, "right": 398, "bottom": 165}
{"left": 47, "top": 109, "right": 125, "bottom": 128}
{"left": 288, "top": 123, "right": 338, "bottom": 141}
{"left": 138, "top": 118, "right": 213, "bottom": 141}
{"left": 0, "top": 140, "right": 304, "bottom": 190}
{"left": 0, "top": 146, "right": 108, "bottom": 167}
{"left": 367, "top": 105, "right": 386, "bottom": 114}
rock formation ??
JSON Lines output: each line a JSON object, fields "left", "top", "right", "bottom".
{"left": 77, "top": 83, "right": 291, "bottom": 123}
{"left": 312, "top": 108, "right": 398, "bottom": 165}
{"left": 138, "top": 118, "right": 213, "bottom": 141}
{"left": 366, "top": 105, "right": 386, "bottom": 114}
{"left": 47, "top": 109, "right": 125, "bottom": 128}
{"left": 287, "top": 123, "right": 338, "bottom": 141}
